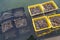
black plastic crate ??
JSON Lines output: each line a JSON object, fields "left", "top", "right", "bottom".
{"left": 0, "top": 7, "right": 34, "bottom": 40}
{"left": 12, "top": 7, "right": 25, "bottom": 18}
{"left": 2, "top": 28, "right": 17, "bottom": 40}
{"left": 0, "top": 10, "right": 13, "bottom": 22}
{"left": 1, "top": 20, "right": 14, "bottom": 33}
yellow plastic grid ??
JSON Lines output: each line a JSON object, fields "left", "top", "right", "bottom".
{"left": 32, "top": 16, "right": 51, "bottom": 32}
{"left": 41, "top": 1, "right": 59, "bottom": 12}
{"left": 48, "top": 14, "right": 60, "bottom": 28}
{"left": 35, "top": 29, "right": 53, "bottom": 37}
{"left": 28, "top": 4, "right": 44, "bottom": 16}
{"left": 52, "top": 28, "right": 60, "bottom": 31}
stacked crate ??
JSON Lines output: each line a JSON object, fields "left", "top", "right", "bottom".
{"left": 32, "top": 16, "right": 52, "bottom": 37}
{"left": 28, "top": 1, "right": 59, "bottom": 37}
{"left": 0, "top": 10, "right": 17, "bottom": 40}
{"left": 48, "top": 14, "right": 60, "bottom": 30}
{"left": 0, "top": 7, "right": 30, "bottom": 40}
